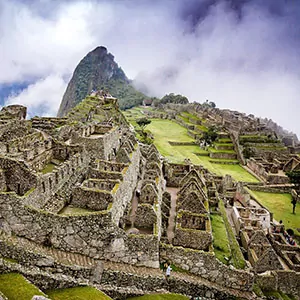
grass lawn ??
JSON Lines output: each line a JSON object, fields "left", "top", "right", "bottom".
{"left": 0, "top": 273, "right": 46, "bottom": 300}
{"left": 128, "top": 293, "right": 189, "bottom": 300}
{"left": 144, "top": 119, "right": 259, "bottom": 183}
{"left": 210, "top": 214, "right": 231, "bottom": 264}
{"left": 249, "top": 191, "right": 300, "bottom": 239}
{"left": 41, "top": 163, "right": 56, "bottom": 174}
{"left": 46, "top": 286, "right": 112, "bottom": 300}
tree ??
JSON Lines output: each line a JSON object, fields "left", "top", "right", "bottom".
{"left": 136, "top": 118, "right": 152, "bottom": 145}
{"left": 202, "top": 126, "right": 218, "bottom": 145}
{"left": 203, "top": 100, "right": 216, "bottom": 108}
{"left": 286, "top": 171, "right": 300, "bottom": 192}
{"left": 160, "top": 93, "right": 189, "bottom": 105}
{"left": 136, "top": 117, "right": 151, "bottom": 130}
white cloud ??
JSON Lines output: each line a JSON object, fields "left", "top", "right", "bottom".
{"left": 0, "top": 0, "right": 299, "bottom": 136}
{"left": 5, "top": 75, "right": 67, "bottom": 117}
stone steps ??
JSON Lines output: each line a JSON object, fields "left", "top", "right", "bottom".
{"left": 0, "top": 230, "right": 95, "bottom": 268}
{"left": 0, "top": 231, "right": 255, "bottom": 299}
{"left": 103, "top": 260, "right": 254, "bottom": 299}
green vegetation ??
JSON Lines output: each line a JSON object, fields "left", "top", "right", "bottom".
{"left": 47, "top": 286, "right": 112, "bottom": 300}
{"left": 0, "top": 273, "right": 46, "bottom": 300}
{"left": 128, "top": 293, "right": 189, "bottom": 300}
{"left": 41, "top": 163, "right": 56, "bottom": 174}
{"left": 262, "top": 290, "right": 296, "bottom": 300}
{"left": 124, "top": 110, "right": 259, "bottom": 182}
{"left": 202, "top": 126, "right": 218, "bottom": 145}
{"left": 219, "top": 201, "right": 246, "bottom": 269}
{"left": 144, "top": 119, "right": 258, "bottom": 182}
{"left": 210, "top": 213, "right": 231, "bottom": 264}
{"left": 248, "top": 190, "right": 300, "bottom": 239}
{"left": 104, "top": 79, "right": 146, "bottom": 110}
{"left": 153, "top": 93, "right": 189, "bottom": 106}
{"left": 286, "top": 170, "right": 300, "bottom": 192}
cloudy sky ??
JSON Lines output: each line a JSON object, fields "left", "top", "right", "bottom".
{"left": 0, "top": 0, "right": 299, "bottom": 135}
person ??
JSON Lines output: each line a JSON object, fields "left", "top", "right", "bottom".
{"left": 292, "top": 198, "right": 297, "bottom": 214}
{"left": 165, "top": 264, "right": 172, "bottom": 280}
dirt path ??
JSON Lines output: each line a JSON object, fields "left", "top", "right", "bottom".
{"left": 166, "top": 187, "right": 179, "bottom": 243}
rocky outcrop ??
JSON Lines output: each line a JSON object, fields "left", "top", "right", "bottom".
{"left": 58, "top": 46, "right": 127, "bottom": 117}
{"left": 57, "top": 46, "right": 146, "bottom": 116}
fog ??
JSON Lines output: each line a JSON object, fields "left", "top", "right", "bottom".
{"left": 1, "top": 0, "right": 299, "bottom": 135}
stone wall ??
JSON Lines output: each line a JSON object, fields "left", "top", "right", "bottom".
{"left": 160, "top": 243, "right": 254, "bottom": 291}
{"left": 0, "top": 192, "right": 159, "bottom": 268}
{"left": 25, "top": 151, "right": 89, "bottom": 209}
{"left": 111, "top": 146, "right": 140, "bottom": 226}
{"left": 255, "top": 270, "right": 300, "bottom": 299}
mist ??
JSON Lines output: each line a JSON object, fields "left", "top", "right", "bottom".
{"left": 1, "top": 0, "right": 299, "bottom": 135}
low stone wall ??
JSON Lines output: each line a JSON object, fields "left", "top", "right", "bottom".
{"left": 0, "top": 192, "right": 159, "bottom": 268}
{"left": 160, "top": 243, "right": 254, "bottom": 291}
{"left": 247, "top": 185, "right": 292, "bottom": 194}
{"left": 0, "top": 258, "right": 79, "bottom": 291}
{"left": 72, "top": 186, "right": 113, "bottom": 210}
{"left": 209, "top": 152, "right": 237, "bottom": 160}
{"left": 0, "top": 239, "right": 97, "bottom": 282}
{"left": 100, "top": 268, "right": 247, "bottom": 300}
{"left": 255, "top": 270, "right": 300, "bottom": 299}
{"left": 168, "top": 141, "right": 196, "bottom": 146}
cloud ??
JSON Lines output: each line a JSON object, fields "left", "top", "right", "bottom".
{"left": 1, "top": 0, "right": 299, "bottom": 136}
{"left": 5, "top": 74, "right": 67, "bottom": 117}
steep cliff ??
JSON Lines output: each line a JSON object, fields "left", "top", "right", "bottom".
{"left": 57, "top": 46, "right": 146, "bottom": 116}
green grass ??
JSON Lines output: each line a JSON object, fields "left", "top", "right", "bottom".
{"left": 218, "top": 138, "right": 232, "bottom": 143}
{"left": 248, "top": 190, "right": 300, "bottom": 239}
{"left": 263, "top": 290, "right": 296, "bottom": 300}
{"left": 46, "top": 286, "right": 112, "bottom": 300}
{"left": 210, "top": 214, "right": 231, "bottom": 264}
{"left": 41, "top": 163, "right": 56, "bottom": 174}
{"left": 219, "top": 201, "right": 246, "bottom": 269}
{"left": 144, "top": 119, "right": 258, "bottom": 183}
{"left": 145, "top": 119, "right": 194, "bottom": 158}
{"left": 0, "top": 273, "right": 46, "bottom": 300}
{"left": 127, "top": 293, "right": 189, "bottom": 300}
{"left": 124, "top": 116, "right": 258, "bottom": 182}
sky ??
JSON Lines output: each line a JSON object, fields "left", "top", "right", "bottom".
{"left": 0, "top": 0, "right": 299, "bottom": 136}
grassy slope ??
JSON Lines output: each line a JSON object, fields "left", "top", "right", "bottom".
{"left": 145, "top": 119, "right": 258, "bottom": 183}
{"left": 47, "top": 286, "right": 112, "bottom": 300}
{"left": 249, "top": 191, "right": 300, "bottom": 239}
{"left": 210, "top": 214, "right": 231, "bottom": 264}
{"left": 128, "top": 294, "right": 189, "bottom": 300}
{"left": 0, "top": 273, "right": 45, "bottom": 300}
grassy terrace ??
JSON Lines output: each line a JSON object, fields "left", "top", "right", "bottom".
{"left": 0, "top": 273, "right": 46, "bottom": 300}
{"left": 248, "top": 190, "right": 300, "bottom": 240}
{"left": 210, "top": 213, "right": 231, "bottom": 264}
{"left": 142, "top": 118, "right": 258, "bottom": 182}
{"left": 47, "top": 286, "right": 112, "bottom": 300}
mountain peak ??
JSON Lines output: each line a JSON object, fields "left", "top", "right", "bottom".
{"left": 57, "top": 46, "right": 128, "bottom": 117}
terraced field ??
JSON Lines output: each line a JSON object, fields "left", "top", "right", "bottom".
{"left": 124, "top": 108, "right": 259, "bottom": 183}
{"left": 248, "top": 190, "right": 300, "bottom": 240}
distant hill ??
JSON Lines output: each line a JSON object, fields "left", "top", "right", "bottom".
{"left": 57, "top": 46, "right": 146, "bottom": 117}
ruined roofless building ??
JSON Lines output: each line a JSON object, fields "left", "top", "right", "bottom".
{"left": 0, "top": 98, "right": 299, "bottom": 299}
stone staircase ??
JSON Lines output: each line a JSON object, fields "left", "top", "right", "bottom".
{"left": 0, "top": 230, "right": 255, "bottom": 299}
{"left": 0, "top": 230, "right": 95, "bottom": 268}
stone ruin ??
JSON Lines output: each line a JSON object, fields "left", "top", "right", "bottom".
{"left": 0, "top": 100, "right": 299, "bottom": 299}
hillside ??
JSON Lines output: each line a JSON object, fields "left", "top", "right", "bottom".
{"left": 57, "top": 46, "right": 146, "bottom": 116}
